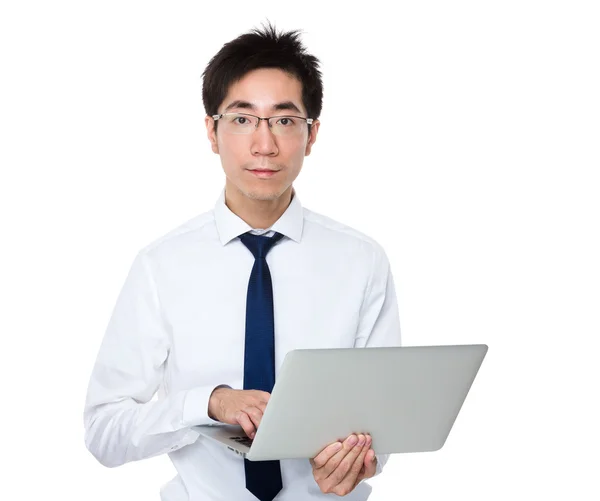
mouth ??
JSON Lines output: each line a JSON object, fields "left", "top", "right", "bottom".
{"left": 247, "top": 168, "right": 280, "bottom": 178}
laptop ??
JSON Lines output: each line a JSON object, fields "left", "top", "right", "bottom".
{"left": 195, "top": 344, "right": 488, "bottom": 461}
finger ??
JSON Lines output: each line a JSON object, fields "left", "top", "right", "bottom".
{"left": 355, "top": 444, "right": 377, "bottom": 487}
{"left": 244, "top": 406, "right": 264, "bottom": 431}
{"left": 253, "top": 399, "right": 268, "bottom": 413}
{"left": 315, "top": 434, "right": 358, "bottom": 476}
{"left": 334, "top": 436, "right": 371, "bottom": 495}
{"left": 311, "top": 441, "right": 343, "bottom": 470}
{"left": 357, "top": 437, "right": 374, "bottom": 478}
{"left": 252, "top": 390, "right": 271, "bottom": 404}
{"left": 324, "top": 434, "right": 365, "bottom": 484}
{"left": 235, "top": 410, "right": 256, "bottom": 438}
{"left": 362, "top": 448, "right": 377, "bottom": 478}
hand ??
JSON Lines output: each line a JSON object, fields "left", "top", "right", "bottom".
{"left": 310, "top": 433, "right": 377, "bottom": 496}
{"left": 207, "top": 387, "right": 270, "bottom": 439}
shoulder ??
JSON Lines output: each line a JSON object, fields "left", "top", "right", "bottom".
{"left": 136, "top": 209, "right": 216, "bottom": 263}
{"left": 302, "top": 207, "right": 390, "bottom": 268}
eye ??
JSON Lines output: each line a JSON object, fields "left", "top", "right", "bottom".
{"left": 234, "top": 116, "right": 250, "bottom": 125}
{"left": 276, "top": 117, "right": 296, "bottom": 126}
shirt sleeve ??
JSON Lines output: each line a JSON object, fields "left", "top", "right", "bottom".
{"left": 83, "top": 250, "right": 223, "bottom": 468}
{"left": 354, "top": 242, "right": 402, "bottom": 478}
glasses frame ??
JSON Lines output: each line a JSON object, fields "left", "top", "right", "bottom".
{"left": 212, "top": 112, "right": 314, "bottom": 135}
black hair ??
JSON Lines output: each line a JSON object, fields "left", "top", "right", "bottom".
{"left": 202, "top": 21, "right": 323, "bottom": 133}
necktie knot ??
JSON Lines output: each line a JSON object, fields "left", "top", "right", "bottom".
{"left": 239, "top": 231, "right": 284, "bottom": 259}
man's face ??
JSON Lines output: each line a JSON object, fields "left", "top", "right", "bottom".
{"left": 206, "top": 68, "right": 319, "bottom": 202}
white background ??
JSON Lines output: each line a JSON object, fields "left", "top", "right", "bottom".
{"left": 1, "top": 1, "right": 599, "bottom": 499}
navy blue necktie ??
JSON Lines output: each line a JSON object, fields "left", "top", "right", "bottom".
{"left": 239, "top": 231, "right": 285, "bottom": 501}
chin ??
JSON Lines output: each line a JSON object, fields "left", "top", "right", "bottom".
{"left": 243, "top": 189, "right": 283, "bottom": 201}
{"left": 235, "top": 180, "right": 287, "bottom": 201}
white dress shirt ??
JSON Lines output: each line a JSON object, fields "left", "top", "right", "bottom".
{"left": 84, "top": 188, "right": 402, "bottom": 500}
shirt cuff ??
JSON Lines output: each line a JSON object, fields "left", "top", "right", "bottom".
{"left": 182, "top": 384, "right": 232, "bottom": 427}
{"left": 374, "top": 453, "right": 388, "bottom": 476}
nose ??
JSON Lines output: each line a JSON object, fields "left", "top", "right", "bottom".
{"left": 251, "top": 119, "right": 278, "bottom": 156}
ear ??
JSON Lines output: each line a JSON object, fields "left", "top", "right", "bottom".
{"left": 205, "top": 115, "right": 219, "bottom": 154}
{"left": 304, "top": 119, "right": 320, "bottom": 156}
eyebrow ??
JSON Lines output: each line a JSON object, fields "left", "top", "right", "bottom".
{"left": 223, "top": 100, "right": 303, "bottom": 115}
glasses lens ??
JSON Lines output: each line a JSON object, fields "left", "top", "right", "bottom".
{"left": 269, "top": 116, "right": 304, "bottom": 136}
{"left": 221, "top": 113, "right": 258, "bottom": 134}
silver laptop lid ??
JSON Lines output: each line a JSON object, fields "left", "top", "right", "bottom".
{"left": 247, "top": 344, "right": 488, "bottom": 460}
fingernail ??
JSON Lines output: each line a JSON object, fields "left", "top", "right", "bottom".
{"left": 347, "top": 435, "right": 358, "bottom": 446}
{"left": 357, "top": 434, "right": 365, "bottom": 446}
{"left": 332, "top": 442, "right": 342, "bottom": 450}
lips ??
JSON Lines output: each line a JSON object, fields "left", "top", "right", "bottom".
{"left": 248, "top": 168, "right": 279, "bottom": 178}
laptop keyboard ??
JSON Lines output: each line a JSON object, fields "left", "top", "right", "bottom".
{"left": 230, "top": 436, "right": 253, "bottom": 447}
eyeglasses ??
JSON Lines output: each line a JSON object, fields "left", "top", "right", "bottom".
{"left": 212, "top": 112, "right": 314, "bottom": 137}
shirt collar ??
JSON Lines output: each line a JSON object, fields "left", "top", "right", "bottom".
{"left": 213, "top": 187, "right": 304, "bottom": 246}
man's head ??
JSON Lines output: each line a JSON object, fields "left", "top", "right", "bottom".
{"left": 202, "top": 22, "right": 322, "bottom": 202}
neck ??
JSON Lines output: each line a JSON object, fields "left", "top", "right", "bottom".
{"left": 224, "top": 183, "right": 293, "bottom": 229}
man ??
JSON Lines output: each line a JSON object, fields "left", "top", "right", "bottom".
{"left": 84, "top": 22, "right": 401, "bottom": 500}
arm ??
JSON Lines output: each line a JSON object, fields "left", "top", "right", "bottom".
{"left": 311, "top": 243, "right": 402, "bottom": 495}
{"left": 83, "top": 251, "right": 222, "bottom": 468}
{"left": 354, "top": 243, "right": 402, "bottom": 477}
